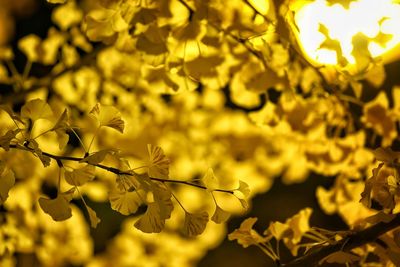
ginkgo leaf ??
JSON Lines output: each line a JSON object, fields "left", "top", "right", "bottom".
{"left": 85, "top": 204, "right": 101, "bottom": 228}
{"left": 52, "top": 109, "right": 69, "bottom": 130}
{"left": 28, "top": 139, "right": 51, "bottom": 167}
{"left": 47, "top": 0, "right": 67, "bottom": 3}
{"left": 0, "top": 163, "right": 15, "bottom": 205}
{"left": 134, "top": 202, "right": 165, "bottom": 233}
{"left": 51, "top": 109, "right": 70, "bottom": 150}
{"left": 0, "top": 129, "right": 20, "bottom": 151}
{"left": 21, "top": 99, "right": 54, "bottom": 122}
{"left": 234, "top": 180, "right": 250, "bottom": 206}
{"left": 89, "top": 103, "right": 124, "bottom": 133}
{"left": 18, "top": 35, "right": 41, "bottom": 62}
{"left": 146, "top": 144, "right": 170, "bottom": 179}
{"left": 266, "top": 221, "right": 290, "bottom": 240}
{"left": 109, "top": 189, "right": 142, "bottom": 215}
{"left": 152, "top": 183, "right": 173, "bottom": 220}
{"left": 80, "top": 149, "right": 116, "bottom": 165}
{"left": 286, "top": 208, "right": 313, "bottom": 244}
{"left": 64, "top": 165, "right": 95, "bottom": 186}
{"left": 183, "top": 211, "right": 209, "bottom": 236}
{"left": 62, "top": 187, "right": 76, "bottom": 201}
{"left": 211, "top": 205, "right": 230, "bottom": 224}
{"left": 0, "top": 105, "right": 24, "bottom": 124}
{"left": 202, "top": 168, "right": 219, "bottom": 192}
{"left": 39, "top": 194, "right": 72, "bottom": 221}
{"left": 228, "top": 217, "right": 266, "bottom": 248}
{"left": 185, "top": 55, "right": 224, "bottom": 81}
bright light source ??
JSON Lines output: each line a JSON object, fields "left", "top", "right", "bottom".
{"left": 292, "top": 0, "right": 400, "bottom": 67}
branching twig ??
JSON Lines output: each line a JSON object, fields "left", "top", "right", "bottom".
{"left": 282, "top": 214, "right": 400, "bottom": 267}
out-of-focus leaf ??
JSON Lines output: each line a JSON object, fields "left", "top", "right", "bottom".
{"left": 0, "top": 162, "right": 15, "bottom": 204}
{"left": 47, "top": 0, "right": 67, "bottom": 3}
{"left": 183, "top": 211, "right": 209, "bottom": 236}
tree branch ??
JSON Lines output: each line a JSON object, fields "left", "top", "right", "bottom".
{"left": 8, "top": 144, "right": 234, "bottom": 194}
{"left": 282, "top": 214, "right": 400, "bottom": 267}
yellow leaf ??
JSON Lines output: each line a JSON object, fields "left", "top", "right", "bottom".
{"left": 39, "top": 194, "right": 72, "bottom": 221}
{"left": 18, "top": 34, "right": 41, "bottom": 62}
{"left": 51, "top": 109, "right": 69, "bottom": 149}
{"left": 0, "top": 129, "right": 21, "bottom": 151}
{"left": 228, "top": 217, "right": 266, "bottom": 248}
{"left": 202, "top": 168, "right": 218, "bottom": 192}
{"left": 146, "top": 144, "right": 170, "bottom": 179}
{"left": 183, "top": 211, "right": 209, "bottom": 236}
{"left": 86, "top": 205, "right": 101, "bottom": 228}
{"left": 52, "top": 1, "right": 82, "bottom": 31}
{"left": 286, "top": 208, "right": 313, "bottom": 244}
{"left": 234, "top": 180, "right": 250, "bottom": 199}
{"left": 47, "top": 0, "right": 67, "bottom": 3}
{"left": 211, "top": 205, "right": 230, "bottom": 224}
{"left": 266, "top": 221, "right": 290, "bottom": 240}
{"left": 65, "top": 165, "right": 96, "bottom": 186}
{"left": 0, "top": 163, "right": 15, "bottom": 205}
{"left": 134, "top": 202, "right": 165, "bottom": 233}
{"left": 109, "top": 189, "right": 142, "bottom": 215}
{"left": 89, "top": 103, "right": 125, "bottom": 133}
{"left": 21, "top": 99, "right": 54, "bottom": 122}
{"left": 81, "top": 149, "right": 116, "bottom": 165}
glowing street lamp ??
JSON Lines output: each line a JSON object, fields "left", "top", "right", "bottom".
{"left": 286, "top": 0, "right": 400, "bottom": 75}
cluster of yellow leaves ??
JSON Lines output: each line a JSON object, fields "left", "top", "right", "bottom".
{"left": 229, "top": 208, "right": 313, "bottom": 258}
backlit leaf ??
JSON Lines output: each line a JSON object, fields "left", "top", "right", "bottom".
{"left": 21, "top": 99, "right": 53, "bottom": 122}
{"left": 81, "top": 149, "right": 116, "bottom": 165}
{"left": 146, "top": 144, "right": 170, "bottom": 179}
{"left": 89, "top": 103, "right": 125, "bottom": 133}
{"left": 0, "top": 163, "right": 15, "bottom": 205}
{"left": 86, "top": 205, "right": 101, "bottom": 228}
{"left": 134, "top": 202, "right": 165, "bottom": 233}
{"left": 64, "top": 165, "right": 96, "bottom": 186}
{"left": 228, "top": 217, "right": 266, "bottom": 248}
{"left": 39, "top": 194, "right": 72, "bottom": 221}
{"left": 109, "top": 189, "right": 142, "bottom": 215}
{"left": 202, "top": 168, "right": 218, "bottom": 192}
{"left": 0, "top": 129, "right": 20, "bottom": 151}
{"left": 211, "top": 205, "right": 230, "bottom": 224}
{"left": 183, "top": 211, "right": 209, "bottom": 236}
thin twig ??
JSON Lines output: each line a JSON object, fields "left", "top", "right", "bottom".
{"left": 8, "top": 144, "right": 234, "bottom": 194}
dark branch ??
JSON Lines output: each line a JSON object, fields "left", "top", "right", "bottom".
{"left": 282, "top": 214, "right": 400, "bottom": 267}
